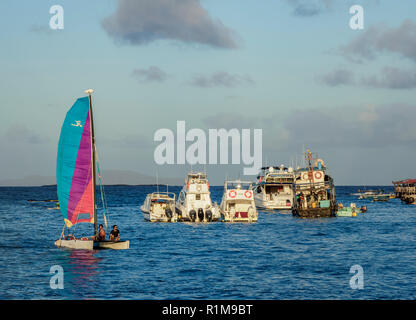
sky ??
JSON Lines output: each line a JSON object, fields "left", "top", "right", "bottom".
{"left": 0, "top": 0, "right": 416, "bottom": 185}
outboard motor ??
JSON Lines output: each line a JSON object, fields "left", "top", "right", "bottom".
{"left": 175, "top": 207, "right": 182, "bottom": 220}
{"left": 205, "top": 210, "right": 213, "bottom": 222}
{"left": 165, "top": 208, "right": 173, "bottom": 220}
{"left": 197, "top": 208, "right": 204, "bottom": 222}
{"left": 189, "top": 210, "right": 196, "bottom": 222}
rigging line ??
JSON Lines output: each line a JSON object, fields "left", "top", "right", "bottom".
{"left": 95, "top": 143, "right": 110, "bottom": 232}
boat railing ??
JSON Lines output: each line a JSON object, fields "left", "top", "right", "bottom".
{"left": 294, "top": 180, "right": 331, "bottom": 190}
{"left": 263, "top": 176, "right": 294, "bottom": 184}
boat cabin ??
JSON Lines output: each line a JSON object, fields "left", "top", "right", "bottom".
{"left": 393, "top": 179, "right": 416, "bottom": 204}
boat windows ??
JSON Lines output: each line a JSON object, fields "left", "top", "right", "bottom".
{"left": 196, "top": 194, "right": 201, "bottom": 200}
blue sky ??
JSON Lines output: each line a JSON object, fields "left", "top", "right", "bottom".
{"left": 1, "top": 0, "right": 416, "bottom": 185}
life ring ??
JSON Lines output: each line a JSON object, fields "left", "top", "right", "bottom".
{"left": 302, "top": 173, "right": 309, "bottom": 180}
{"left": 229, "top": 190, "right": 237, "bottom": 198}
{"left": 244, "top": 190, "right": 252, "bottom": 198}
{"left": 314, "top": 171, "right": 322, "bottom": 179}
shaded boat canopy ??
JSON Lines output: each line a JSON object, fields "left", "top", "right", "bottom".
{"left": 393, "top": 179, "right": 416, "bottom": 185}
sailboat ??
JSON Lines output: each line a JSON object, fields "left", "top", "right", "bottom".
{"left": 54, "top": 89, "right": 129, "bottom": 250}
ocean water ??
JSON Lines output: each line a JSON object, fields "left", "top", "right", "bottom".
{"left": 0, "top": 185, "right": 415, "bottom": 300}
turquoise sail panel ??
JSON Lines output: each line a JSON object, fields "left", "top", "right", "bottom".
{"left": 56, "top": 97, "right": 93, "bottom": 227}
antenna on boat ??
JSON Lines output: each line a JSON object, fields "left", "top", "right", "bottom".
{"left": 302, "top": 144, "right": 305, "bottom": 168}
{"left": 156, "top": 169, "right": 159, "bottom": 194}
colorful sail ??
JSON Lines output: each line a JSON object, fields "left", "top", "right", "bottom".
{"left": 57, "top": 97, "right": 94, "bottom": 228}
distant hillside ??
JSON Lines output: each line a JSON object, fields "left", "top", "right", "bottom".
{"left": 0, "top": 170, "right": 183, "bottom": 186}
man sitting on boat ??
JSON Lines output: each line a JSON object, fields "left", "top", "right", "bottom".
{"left": 96, "top": 224, "right": 105, "bottom": 241}
{"left": 109, "top": 225, "right": 120, "bottom": 241}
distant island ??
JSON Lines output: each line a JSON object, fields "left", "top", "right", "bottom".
{"left": 0, "top": 170, "right": 183, "bottom": 187}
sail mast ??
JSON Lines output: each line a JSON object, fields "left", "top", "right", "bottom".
{"left": 86, "top": 89, "right": 97, "bottom": 237}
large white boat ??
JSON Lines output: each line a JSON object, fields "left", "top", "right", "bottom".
{"left": 219, "top": 180, "right": 258, "bottom": 222}
{"left": 252, "top": 165, "right": 295, "bottom": 210}
{"left": 141, "top": 192, "right": 177, "bottom": 222}
{"left": 175, "top": 172, "right": 220, "bottom": 222}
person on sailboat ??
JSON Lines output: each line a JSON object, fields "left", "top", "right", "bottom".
{"left": 109, "top": 225, "right": 120, "bottom": 241}
{"left": 97, "top": 224, "right": 105, "bottom": 241}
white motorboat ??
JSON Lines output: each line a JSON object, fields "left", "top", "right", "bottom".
{"left": 141, "top": 192, "right": 177, "bottom": 222}
{"left": 220, "top": 180, "right": 258, "bottom": 222}
{"left": 175, "top": 172, "right": 220, "bottom": 222}
{"left": 252, "top": 165, "right": 295, "bottom": 210}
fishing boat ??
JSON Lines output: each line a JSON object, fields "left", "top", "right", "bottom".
{"left": 354, "top": 190, "right": 381, "bottom": 199}
{"left": 357, "top": 190, "right": 385, "bottom": 199}
{"left": 54, "top": 89, "right": 129, "bottom": 250}
{"left": 292, "top": 150, "right": 337, "bottom": 218}
{"left": 220, "top": 180, "right": 258, "bottom": 222}
{"left": 393, "top": 179, "right": 416, "bottom": 204}
{"left": 252, "top": 165, "right": 295, "bottom": 210}
{"left": 371, "top": 194, "right": 390, "bottom": 202}
{"left": 336, "top": 203, "right": 367, "bottom": 217}
{"left": 175, "top": 171, "right": 220, "bottom": 222}
{"left": 141, "top": 192, "right": 177, "bottom": 222}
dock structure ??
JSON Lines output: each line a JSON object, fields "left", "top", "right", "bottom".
{"left": 393, "top": 179, "right": 416, "bottom": 204}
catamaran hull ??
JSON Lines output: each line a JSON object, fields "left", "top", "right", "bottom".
{"left": 292, "top": 207, "right": 336, "bottom": 218}
{"left": 54, "top": 239, "right": 129, "bottom": 250}
{"left": 54, "top": 239, "right": 94, "bottom": 250}
{"left": 93, "top": 240, "right": 129, "bottom": 250}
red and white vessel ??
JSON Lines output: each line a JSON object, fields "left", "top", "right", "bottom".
{"left": 220, "top": 180, "right": 258, "bottom": 222}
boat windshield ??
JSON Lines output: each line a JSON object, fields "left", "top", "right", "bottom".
{"left": 151, "top": 193, "right": 175, "bottom": 202}
{"left": 187, "top": 173, "right": 207, "bottom": 184}
{"left": 226, "top": 181, "right": 252, "bottom": 190}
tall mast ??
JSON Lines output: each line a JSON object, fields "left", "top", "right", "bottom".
{"left": 85, "top": 89, "right": 97, "bottom": 237}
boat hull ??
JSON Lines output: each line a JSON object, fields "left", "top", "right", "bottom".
{"left": 402, "top": 196, "right": 416, "bottom": 204}
{"left": 94, "top": 240, "right": 129, "bottom": 250}
{"left": 255, "top": 203, "right": 292, "bottom": 210}
{"left": 54, "top": 239, "right": 94, "bottom": 250}
{"left": 141, "top": 208, "right": 177, "bottom": 222}
{"left": 292, "top": 207, "right": 336, "bottom": 218}
{"left": 54, "top": 239, "right": 129, "bottom": 250}
{"left": 222, "top": 216, "right": 258, "bottom": 223}
{"left": 254, "top": 196, "right": 293, "bottom": 210}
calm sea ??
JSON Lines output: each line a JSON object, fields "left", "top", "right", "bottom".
{"left": 0, "top": 185, "right": 414, "bottom": 299}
